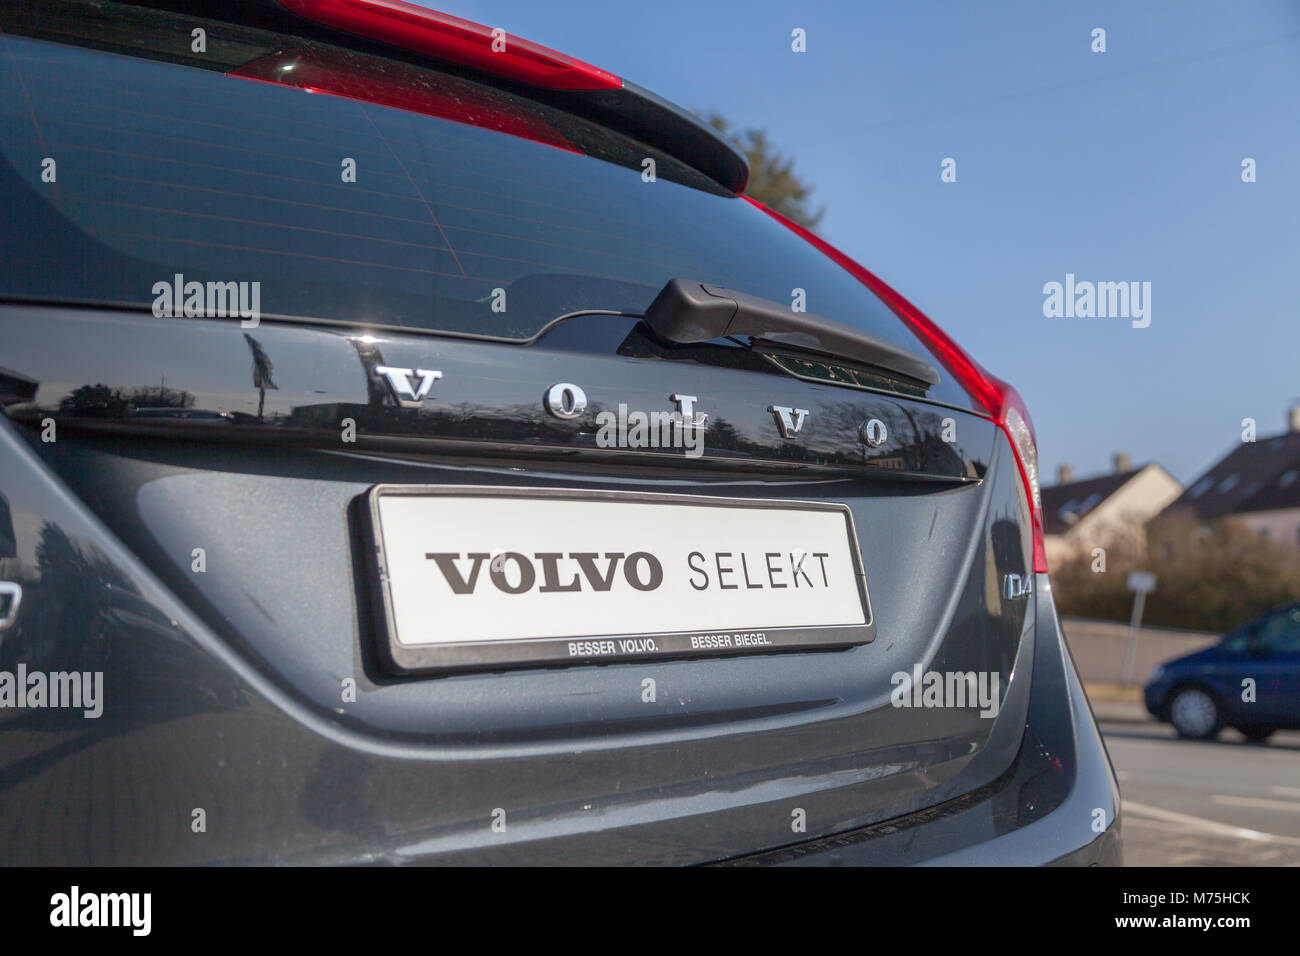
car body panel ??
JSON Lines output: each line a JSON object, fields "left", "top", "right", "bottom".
{"left": 0, "top": 414, "right": 1120, "bottom": 864}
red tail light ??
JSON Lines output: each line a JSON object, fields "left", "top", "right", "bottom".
{"left": 743, "top": 196, "right": 1049, "bottom": 573}
{"left": 276, "top": 0, "right": 622, "bottom": 91}
{"left": 228, "top": 50, "right": 580, "bottom": 153}
{"left": 994, "top": 383, "right": 1048, "bottom": 575}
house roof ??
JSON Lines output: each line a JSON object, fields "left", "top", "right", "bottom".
{"left": 1041, "top": 468, "right": 1144, "bottom": 535}
{"left": 1165, "top": 430, "right": 1300, "bottom": 520}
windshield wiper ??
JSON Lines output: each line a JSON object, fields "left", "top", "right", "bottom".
{"left": 642, "top": 279, "right": 940, "bottom": 386}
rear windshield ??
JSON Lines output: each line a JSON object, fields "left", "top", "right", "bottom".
{"left": 0, "top": 8, "right": 969, "bottom": 409}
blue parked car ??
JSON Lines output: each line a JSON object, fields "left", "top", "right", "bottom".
{"left": 1145, "top": 602, "right": 1300, "bottom": 742}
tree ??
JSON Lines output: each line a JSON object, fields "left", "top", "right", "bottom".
{"left": 705, "top": 112, "right": 825, "bottom": 229}
{"left": 1051, "top": 509, "right": 1300, "bottom": 632}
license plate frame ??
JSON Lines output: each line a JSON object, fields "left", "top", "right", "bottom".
{"left": 362, "top": 485, "right": 875, "bottom": 674}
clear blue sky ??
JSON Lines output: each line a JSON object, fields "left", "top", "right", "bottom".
{"left": 427, "top": 0, "right": 1300, "bottom": 485}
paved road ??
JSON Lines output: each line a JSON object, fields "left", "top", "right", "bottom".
{"left": 1100, "top": 721, "right": 1300, "bottom": 866}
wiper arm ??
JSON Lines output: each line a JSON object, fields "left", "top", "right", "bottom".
{"left": 642, "top": 279, "right": 940, "bottom": 386}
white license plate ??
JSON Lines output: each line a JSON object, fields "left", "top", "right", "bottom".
{"left": 365, "top": 486, "right": 874, "bottom": 672}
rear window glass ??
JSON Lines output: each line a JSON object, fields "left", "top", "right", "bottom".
{"left": 0, "top": 17, "right": 969, "bottom": 409}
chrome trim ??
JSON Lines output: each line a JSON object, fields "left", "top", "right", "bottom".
{"left": 0, "top": 582, "right": 21, "bottom": 632}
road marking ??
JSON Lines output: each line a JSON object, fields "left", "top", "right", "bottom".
{"left": 1270, "top": 786, "right": 1300, "bottom": 797}
{"left": 1123, "top": 799, "right": 1300, "bottom": 846}
{"left": 1213, "top": 794, "right": 1300, "bottom": 813}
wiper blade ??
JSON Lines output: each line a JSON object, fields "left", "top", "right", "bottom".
{"left": 642, "top": 279, "right": 940, "bottom": 386}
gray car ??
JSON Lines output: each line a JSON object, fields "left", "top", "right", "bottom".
{"left": 0, "top": 0, "right": 1119, "bottom": 865}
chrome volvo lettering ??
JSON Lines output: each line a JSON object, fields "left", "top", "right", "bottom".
{"left": 543, "top": 382, "right": 587, "bottom": 419}
{"left": 861, "top": 418, "right": 888, "bottom": 447}
{"left": 768, "top": 404, "right": 809, "bottom": 438}
{"left": 668, "top": 393, "right": 708, "bottom": 430}
{"left": 374, "top": 366, "right": 442, "bottom": 408}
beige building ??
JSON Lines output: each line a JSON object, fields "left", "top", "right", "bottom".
{"left": 1156, "top": 407, "right": 1300, "bottom": 551}
{"left": 1041, "top": 454, "right": 1183, "bottom": 568}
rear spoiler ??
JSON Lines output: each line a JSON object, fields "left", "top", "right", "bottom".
{"left": 118, "top": 0, "right": 750, "bottom": 193}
